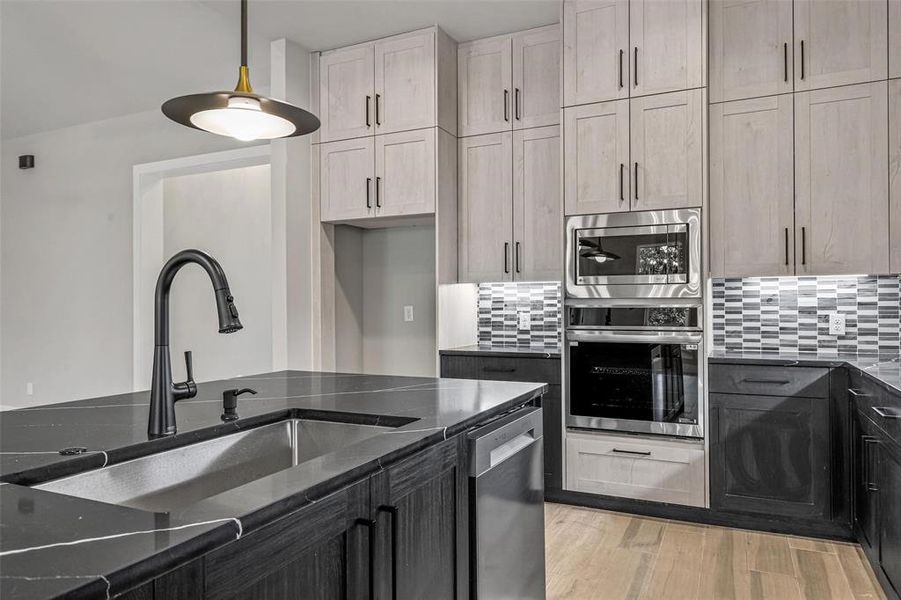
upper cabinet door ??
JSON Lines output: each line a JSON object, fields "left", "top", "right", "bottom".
{"left": 709, "top": 0, "right": 793, "bottom": 103}
{"left": 889, "top": 80, "right": 900, "bottom": 272}
{"left": 710, "top": 96, "right": 795, "bottom": 277}
{"left": 562, "top": 0, "right": 630, "bottom": 106}
{"left": 891, "top": 0, "right": 901, "bottom": 78}
{"left": 374, "top": 30, "right": 436, "bottom": 135}
{"left": 512, "top": 25, "right": 561, "bottom": 130}
{"left": 795, "top": 82, "right": 889, "bottom": 275}
{"left": 563, "top": 100, "right": 630, "bottom": 215}
{"left": 459, "top": 132, "right": 514, "bottom": 283}
{"left": 319, "top": 44, "right": 375, "bottom": 143}
{"left": 513, "top": 125, "right": 562, "bottom": 281}
{"left": 320, "top": 137, "right": 375, "bottom": 223}
{"left": 630, "top": 89, "right": 703, "bottom": 210}
{"left": 794, "top": 0, "right": 888, "bottom": 91}
{"left": 630, "top": 0, "right": 704, "bottom": 97}
{"left": 458, "top": 36, "right": 513, "bottom": 137}
{"left": 375, "top": 129, "right": 436, "bottom": 218}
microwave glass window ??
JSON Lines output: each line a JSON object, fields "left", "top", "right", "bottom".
{"left": 568, "top": 341, "right": 699, "bottom": 427}
{"left": 576, "top": 226, "right": 689, "bottom": 282}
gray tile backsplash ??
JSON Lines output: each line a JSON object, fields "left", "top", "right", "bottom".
{"left": 477, "top": 282, "right": 562, "bottom": 348}
{"left": 711, "top": 275, "right": 901, "bottom": 355}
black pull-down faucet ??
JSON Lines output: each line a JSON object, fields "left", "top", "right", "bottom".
{"left": 148, "top": 249, "right": 242, "bottom": 438}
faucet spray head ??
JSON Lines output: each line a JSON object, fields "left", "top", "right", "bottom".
{"left": 215, "top": 288, "right": 243, "bottom": 334}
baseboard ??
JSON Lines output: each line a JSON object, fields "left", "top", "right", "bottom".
{"left": 544, "top": 489, "right": 854, "bottom": 542}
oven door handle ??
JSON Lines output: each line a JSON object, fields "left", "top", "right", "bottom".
{"left": 566, "top": 330, "right": 703, "bottom": 345}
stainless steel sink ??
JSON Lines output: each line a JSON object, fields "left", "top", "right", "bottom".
{"left": 35, "top": 418, "right": 393, "bottom": 513}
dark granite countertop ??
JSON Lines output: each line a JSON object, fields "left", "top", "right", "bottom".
{"left": 708, "top": 349, "right": 901, "bottom": 394}
{"left": 0, "top": 370, "right": 545, "bottom": 600}
{"left": 439, "top": 344, "right": 561, "bottom": 359}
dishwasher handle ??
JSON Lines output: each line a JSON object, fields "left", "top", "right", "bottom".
{"left": 468, "top": 407, "right": 543, "bottom": 477}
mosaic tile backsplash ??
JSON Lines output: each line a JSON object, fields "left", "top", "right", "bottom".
{"left": 711, "top": 276, "right": 901, "bottom": 355}
{"left": 478, "top": 282, "right": 562, "bottom": 348}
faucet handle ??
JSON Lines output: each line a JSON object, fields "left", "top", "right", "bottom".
{"left": 184, "top": 351, "right": 194, "bottom": 383}
{"left": 173, "top": 350, "right": 197, "bottom": 401}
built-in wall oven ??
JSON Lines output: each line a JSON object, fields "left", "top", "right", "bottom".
{"left": 565, "top": 209, "right": 701, "bottom": 299}
{"left": 565, "top": 303, "right": 704, "bottom": 438}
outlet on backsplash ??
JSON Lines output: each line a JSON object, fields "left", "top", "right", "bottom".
{"left": 827, "top": 312, "right": 846, "bottom": 336}
{"left": 518, "top": 310, "right": 531, "bottom": 330}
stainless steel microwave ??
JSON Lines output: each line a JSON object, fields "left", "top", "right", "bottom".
{"left": 565, "top": 209, "right": 701, "bottom": 299}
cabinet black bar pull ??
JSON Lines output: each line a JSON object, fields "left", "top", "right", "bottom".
{"left": 619, "top": 49, "right": 624, "bottom": 89}
{"left": 504, "top": 242, "right": 510, "bottom": 274}
{"left": 742, "top": 378, "right": 790, "bottom": 385}
{"left": 619, "top": 163, "right": 624, "bottom": 201}
{"left": 633, "top": 162, "right": 639, "bottom": 201}
{"left": 483, "top": 367, "right": 516, "bottom": 373}
{"left": 848, "top": 388, "right": 871, "bottom": 398}
{"left": 633, "top": 47, "right": 638, "bottom": 87}
{"left": 800, "top": 40, "right": 805, "bottom": 80}
{"left": 366, "top": 177, "right": 372, "bottom": 209}
{"left": 375, "top": 94, "right": 381, "bottom": 125}
{"left": 612, "top": 448, "right": 651, "bottom": 456}
{"left": 504, "top": 89, "right": 510, "bottom": 122}
{"left": 801, "top": 226, "right": 806, "bottom": 265}
{"left": 515, "top": 241, "right": 521, "bottom": 273}
{"left": 783, "top": 43, "right": 788, "bottom": 82}
{"left": 355, "top": 518, "right": 377, "bottom": 600}
{"left": 366, "top": 95, "right": 371, "bottom": 127}
{"left": 864, "top": 438, "right": 879, "bottom": 491}
{"left": 873, "top": 406, "right": 901, "bottom": 419}
{"left": 515, "top": 88, "right": 521, "bottom": 120}
{"left": 784, "top": 227, "right": 789, "bottom": 266}
{"left": 375, "top": 176, "right": 381, "bottom": 208}
{"left": 377, "top": 506, "right": 399, "bottom": 600}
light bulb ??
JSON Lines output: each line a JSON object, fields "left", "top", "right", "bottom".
{"left": 190, "top": 96, "right": 295, "bottom": 141}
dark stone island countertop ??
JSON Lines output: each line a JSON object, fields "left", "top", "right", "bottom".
{"left": 0, "top": 370, "right": 546, "bottom": 600}
{"left": 708, "top": 349, "right": 901, "bottom": 394}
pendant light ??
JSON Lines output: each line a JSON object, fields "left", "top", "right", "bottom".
{"left": 162, "top": 0, "right": 319, "bottom": 141}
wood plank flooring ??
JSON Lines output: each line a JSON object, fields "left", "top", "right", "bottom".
{"left": 545, "top": 503, "right": 885, "bottom": 600}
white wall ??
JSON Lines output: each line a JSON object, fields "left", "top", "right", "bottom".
{"left": 163, "top": 165, "right": 272, "bottom": 383}
{"left": 0, "top": 109, "right": 251, "bottom": 408}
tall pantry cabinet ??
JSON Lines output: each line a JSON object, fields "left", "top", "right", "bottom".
{"left": 561, "top": 0, "right": 706, "bottom": 217}
{"left": 457, "top": 25, "right": 563, "bottom": 283}
{"left": 709, "top": 0, "right": 895, "bottom": 277}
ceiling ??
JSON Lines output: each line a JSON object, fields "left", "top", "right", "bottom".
{"left": 1, "top": 0, "right": 558, "bottom": 140}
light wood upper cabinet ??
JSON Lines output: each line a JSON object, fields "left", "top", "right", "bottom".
{"left": 795, "top": 82, "right": 889, "bottom": 275}
{"left": 319, "top": 44, "right": 375, "bottom": 143}
{"left": 374, "top": 30, "right": 436, "bottom": 135}
{"left": 320, "top": 137, "right": 376, "bottom": 222}
{"left": 794, "top": 0, "right": 888, "bottom": 91}
{"left": 563, "top": 0, "right": 630, "bottom": 106}
{"left": 458, "top": 36, "right": 513, "bottom": 137}
{"left": 459, "top": 133, "right": 514, "bottom": 282}
{"left": 563, "top": 100, "right": 630, "bottom": 215}
{"left": 709, "top": 0, "right": 793, "bottom": 103}
{"left": 710, "top": 96, "right": 795, "bottom": 277}
{"left": 890, "top": 80, "right": 901, "bottom": 272}
{"left": 375, "top": 129, "right": 436, "bottom": 218}
{"left": 513, "top": 126, "right": 562, "bottom": 281}
{"left": 891, "top": 0, "right": 901, "bottom": 79}
{"left": 513, "top": 25, "right": 561, "bottom": 130}
{"left": 630, "top": 0, "right": 704, "bottom": 97}
{"left": 630, "top": 89, "right": 703, "bottom": 210}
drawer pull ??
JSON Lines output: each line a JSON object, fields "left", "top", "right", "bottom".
{"left": 873, "top": 407, "right": 901, "bottom": 419}
{"left": 741, "top": 378, "right": 790, "bottom": 385}
{"left": 611, "top": 448, "right": 651, "bottom": 457}
{"left": 483, "top": 367, "right": 516, "bottom": 373}
{"left": 848, "top": 388, "right": 871, "bottom": 398}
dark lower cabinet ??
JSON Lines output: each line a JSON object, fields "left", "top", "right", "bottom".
{"left": 881, "top": 444, "right": 901, "bottom": 597}
{"left": 853, "top": 410, "right": 881, "bottom": 556}
{"left": 709, "top": 392, "right": 831, "bottom": 518}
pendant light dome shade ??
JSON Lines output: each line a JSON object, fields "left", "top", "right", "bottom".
{"left": 161, "top": 0, "right": 319, "bottom": 140}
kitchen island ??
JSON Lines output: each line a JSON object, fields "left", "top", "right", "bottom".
{"left": 0, "top": 370, "right": 546, "bottom": 599}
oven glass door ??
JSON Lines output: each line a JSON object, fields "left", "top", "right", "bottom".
{"left": 575, "top": 224, "right": 688, "bottom": 285}
{"left": 568, "top": 338, "right": 699, "bottom": 434}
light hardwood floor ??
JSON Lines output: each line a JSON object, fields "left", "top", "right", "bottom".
{"left": 545, "top": 503, "right": 886, "bottom": 600}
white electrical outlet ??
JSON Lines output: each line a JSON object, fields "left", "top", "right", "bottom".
{"left": 26, "top": 382, "right": 33, "bottom": 396}
{"left": 404, "top": 305, "right": 414, "bottom": 322}
{"left": 518, "top": 311, "right": 531, "bottom": 330}
{"left": 828, "top": 312, "right": 846, "bottom": 335}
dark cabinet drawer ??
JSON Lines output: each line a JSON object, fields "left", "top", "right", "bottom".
{"left": 439, "top": 355, "right": 481, "bottom": 379}
{"left": 478, "top": 357, "right": 560, "bottom": 384}
{"left": 849, "top": 370, "right": 901, "bottom": 446}
{"left": 709, "top": 364, "right": 829, "bottom": 398}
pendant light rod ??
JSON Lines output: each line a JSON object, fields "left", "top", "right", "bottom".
{"left": 240, "top": 0, "right": 248, "bottom": 67}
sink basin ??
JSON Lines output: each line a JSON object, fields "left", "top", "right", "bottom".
{"left": 34, "top": 418, "right": 395, "bottom": 513}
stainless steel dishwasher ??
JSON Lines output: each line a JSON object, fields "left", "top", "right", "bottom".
{"left": 468, "top": 406, "right": 545, "bottom": 599}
